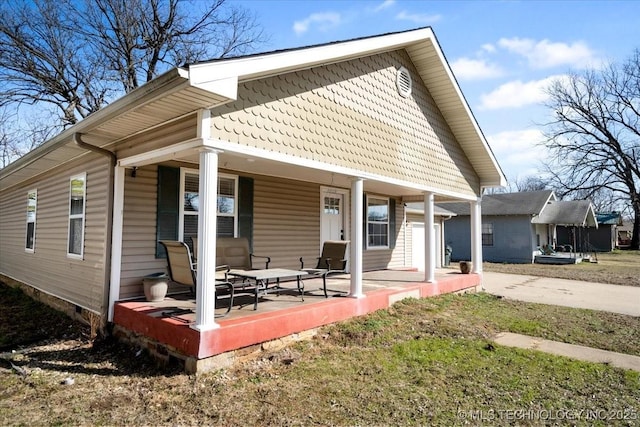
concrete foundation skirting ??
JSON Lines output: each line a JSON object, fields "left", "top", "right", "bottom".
{"left": 113, "top": 323, "right": 319, "bottom": 374}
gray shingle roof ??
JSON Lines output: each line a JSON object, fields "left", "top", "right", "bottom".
{"left": 437, "top": 190, "right": 555, "bottom": 216}
{"left": 532, "top": 200, "right": 597, "bottom": 226}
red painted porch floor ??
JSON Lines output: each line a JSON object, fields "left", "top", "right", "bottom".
{"left": 113, "top": 269, "right": 480, "bottom": 370}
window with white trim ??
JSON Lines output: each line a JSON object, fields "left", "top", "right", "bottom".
{"left": 25, "top": 189, "right": 37, "bottom": 252}
{"left": 179, "top": 169, "right": 238, "bottom": 247}
{"left": 367, "top": 196, "right": 389, "bottom": 248}
{"left": 68, "top": 174, "right": 86, "bottom": 257}
{"left": 482, "top": 223, "right": 494, "bottom": 246}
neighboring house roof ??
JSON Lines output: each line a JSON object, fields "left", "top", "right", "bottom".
{"left": 1, "top": 27, "right": 506, "bottom": 191}
{"left": 595, "top": 212, "right": 622, "bottom": 225}
{"left": 437, "top": 190, "right": 556, "bottom": 216}
{"left": 405, "top": 203, "right": 457, "bottom": 217}
{"left": 532, "top": 200, "right": 598, "bottom": 227}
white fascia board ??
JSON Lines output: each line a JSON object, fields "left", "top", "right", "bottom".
{"left": 204, "top": 137, "right": 478, "bottom": 202}
{"left": 188, "top": 74, "right": 238, "bottom": 100}
{"left": 188, "top": 28, "right": 436, "bottom": 84}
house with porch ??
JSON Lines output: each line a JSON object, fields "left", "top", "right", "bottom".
{"left": 441, "top": 190, "right": 597, "bottom": 264}
{"left": 0, "top": 27, "right": 505, "bottom": 371}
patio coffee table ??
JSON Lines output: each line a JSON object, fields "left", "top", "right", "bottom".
{"left": 227, "top": 268, "right": 308, "bottom": 310}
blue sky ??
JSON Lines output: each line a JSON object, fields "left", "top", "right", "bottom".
{"left": 234, "top": 0, "right": 640, "bottom": 184}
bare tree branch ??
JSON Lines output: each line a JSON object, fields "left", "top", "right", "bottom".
{"left": 541, "top": 54, "right": 640, "bottom": 249}
{"left": 0, "top": 0, "right": 266, "bottom": 162}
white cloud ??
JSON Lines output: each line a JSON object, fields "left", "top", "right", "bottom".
{"left": 395, "top": 10, "right": 441, "bottom": 24}
{"left": 479, "top": 75, "right": 564, "bottom": 110}
{"left": 487, "top": 129, "right": 548, "bottom": 179}
{"left": 498, "top": 37, "right": 597, "bottom": 69}
{"left": 293, "top": 12, "right": 342, "bottom": 35}
{"left": 450, "top": 57, "right": 504, "bottom": 81}
{"left": 481, "top": 43, "right": 497, "bottom": 54}
{"left": 374, "top": 0, "right": 395, "bottom": 12}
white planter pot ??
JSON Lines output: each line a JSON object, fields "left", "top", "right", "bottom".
{"left": 143, "top": 275, "right": 168, "bottom": 302}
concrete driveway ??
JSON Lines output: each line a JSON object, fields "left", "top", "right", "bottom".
{"left": 481, "top": 272, "right": 640, "bottom": 317}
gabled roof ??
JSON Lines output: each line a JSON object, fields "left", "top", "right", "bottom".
{"left": 532, "top": 200, "right": 597, "bottom": 227}
{"left": 438, "top": 190, "right": 556, "bottom": 216}
{"left": 1, "top": 27, "right": 505, "bottom": 191}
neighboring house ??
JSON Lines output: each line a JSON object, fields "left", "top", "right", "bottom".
{"left": 0, "top": 28, "right": 505, "bottom": 337}
{"left": 557, "top": 211, "right": 621, "bottom": 252}
{"left": 405, "top": 203, "right": 456, "bottom": 269}
{"left": 441, "top": 190, "right": 597, "bottom": 263}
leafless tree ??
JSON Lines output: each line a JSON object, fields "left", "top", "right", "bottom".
{"left": 0, "top": 107, "right": 61, "bottom": 168}
{"left": 0, "top": 0, "right": 265, "bottom": 158}
{"left": 542, "top": 51, "right": 640, "bottom": 249}
{"left": 483, "top": 175, "right": 549, "bottom": 195}
{"left": 513, "top": 175, "right": 549, "bottom": 192}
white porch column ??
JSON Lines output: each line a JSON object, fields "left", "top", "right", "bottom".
{"left": 192, "top": 147, "right": 220, "bottom": 331}
{"left": 423, "top": 191, "right": 436, "bottom": 283}
{"left": 470, "top": 197, "right": 483, "bottom": 274}
{"left": 349, "top": 177, "right": 365, "bottom": 298}
{"left": 107, "top": 165, "right": 126, "bottom": 322}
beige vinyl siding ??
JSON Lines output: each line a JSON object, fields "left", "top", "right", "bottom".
{"left": 252, "top": 175, "right": 320, "bottom": 269}
{"left": 113, "top": 114, "right": 197, "bottom": 159}
{"left": 253, "top": 178, "right": 408, "bottom": 271}
{"left": 210, "top": 49, "right": 480, "bottom": 197}
{"left": 362, "top": 198, "right": 406, "bottom": 271}
{"left": 0, "top": 154, "right": 109, "bottom": 313}
{"left": 119, "top": 165, "right": 169, "bottom": 299}
{"left": 116, "top": 170, "right": 412, "bottom": 300}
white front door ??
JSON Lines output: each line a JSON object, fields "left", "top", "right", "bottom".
{"left": 321, "top": 188, "right": 345, "bottom": 243}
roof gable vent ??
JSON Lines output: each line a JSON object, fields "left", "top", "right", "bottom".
{"left": 396, "top": 66, "right": 412, "bottom": 98}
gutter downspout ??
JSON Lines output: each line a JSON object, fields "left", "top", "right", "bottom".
{"left": 74, "top": 133, "right": 117, "bottom": 334}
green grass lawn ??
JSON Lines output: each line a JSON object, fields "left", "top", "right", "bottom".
{"left": 2, "top": 284, "right": 639, "bottom": 426}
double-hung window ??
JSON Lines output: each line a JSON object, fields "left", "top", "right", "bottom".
{"left": 216, "top": 175, "right": 237, "bottom": 237}
{"left": 25, "top": 189, "right": 37, "bottom": 252}
{"left": 179, "top": 169, "right": 238, "bottom": 246}
{"left": 68, "top": 174, "right": 86, "bottom": 258}
{"left": 367, "top": 196, "right": 389, "bottom": 248}
{"left": 482, "top": 223, "right": 494, "bottom": 246}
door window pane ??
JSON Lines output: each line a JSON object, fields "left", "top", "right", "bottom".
{"left": 324, "top": 197, "right": 340, "bottom": 215}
